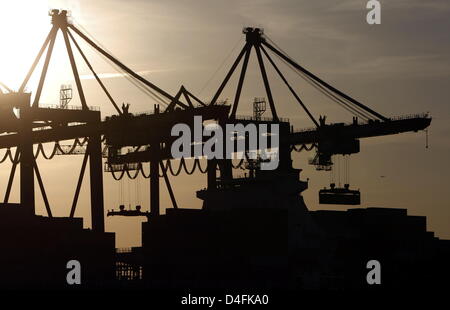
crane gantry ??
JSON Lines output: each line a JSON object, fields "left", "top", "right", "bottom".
{"left": 0, "top": 12, "right": 431, "bottom": 231}
{"left": 0, "top": 10, "right": 227, "bottom": 230}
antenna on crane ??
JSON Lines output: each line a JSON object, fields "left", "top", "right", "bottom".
{"left": 244, "top": 97, "right": 268, "bottom": 177}
{"left": 253, "top": 97, "right": 266, "bottom": 121}
{"left": 60, "top": 84, "right": 73, "bottom": 109}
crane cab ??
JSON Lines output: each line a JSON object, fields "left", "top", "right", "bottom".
{"left": 319, "top": 183, "right": 360, "bottom": 205}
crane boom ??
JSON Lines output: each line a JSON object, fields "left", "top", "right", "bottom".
{"left": 290, "top": 114, "right": 431, "bottom": 145}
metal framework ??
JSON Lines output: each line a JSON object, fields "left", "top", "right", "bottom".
{"left": 0, "top": 10, "right": 218, "bottom": 230}
{"left": 205, "top": 27, "right": 430, "bottom": 169}
{"left": 0, "top": 14, "right": 432, "bottom": 231}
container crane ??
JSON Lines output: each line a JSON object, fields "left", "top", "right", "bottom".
{"left": 200, "top": 27, "right": 431, "bottom": 206}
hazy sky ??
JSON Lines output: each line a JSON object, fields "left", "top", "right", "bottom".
{"left": 0, "top": 0, "right": 449, "bottom": 247}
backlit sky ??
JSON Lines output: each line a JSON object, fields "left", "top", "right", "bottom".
{"left": 0, "top": 0, "right": 449, "bottom": 247}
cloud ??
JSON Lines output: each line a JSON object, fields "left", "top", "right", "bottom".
{"left": 79, "top": 69, "right": 174, "bottom": 80}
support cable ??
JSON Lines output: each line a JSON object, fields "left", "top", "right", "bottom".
{"left": 271, "top": 50, "right": 373, "bottom": 121}
{"left": 67, "top": 29, "right": 122, "bottom": 115}
{"left": 99, "top": 51, "right": 170, "bottom": 107}
{"left": 262, "top": 38, "right": 388, "bottom": 121}
{"left": 69, "top": 24, "right": 175, "bottom": 106}
{"left": 198, "top": 37, "right": 243, "bottom": 96}
{"left": 0, "top": 149, "right": 17, "bottom": 164}
{"left": 71, "top": 22, "right": 169, "bottom": 106}
{"left": 140, "top": 164, "right": 151, "bottom": 179}
{"left": 291, "top": 143, "right": 317, "bottom": 152}
{"left": 260, "top": 45, "right": 319, "bottom": 127}
{"left": 263, "top": 38, "right": 374, "bottom": 119}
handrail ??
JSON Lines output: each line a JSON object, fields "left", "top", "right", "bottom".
{"left": 292, "top": 113, "right": 430, "bottom": 133}
{"left": 37, "top": 104, "right": 100, "bottom": 111}
{"left": 234, "top": 115, "right": 289, "bottom": 122}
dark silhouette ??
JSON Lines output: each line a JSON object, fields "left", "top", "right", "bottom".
{"left": 0, "top": 13, "right": 446, "bottom": 291}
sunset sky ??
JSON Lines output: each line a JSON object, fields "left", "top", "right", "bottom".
{"left": 0, "top": 0, "right": 449, "bottom": 247}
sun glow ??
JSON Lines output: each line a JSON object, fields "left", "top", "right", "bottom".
{"left": 0, "top": 1, "right": 49, "bottom": 90}
{"left": 0, "top": 1, "right": 78, "bottom": 103}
